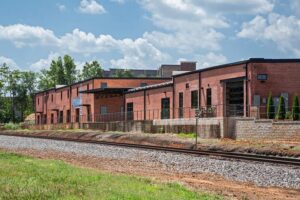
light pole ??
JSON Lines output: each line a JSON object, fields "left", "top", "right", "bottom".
{"left": 195, "top": 109, "right": 200, "bottom": 150}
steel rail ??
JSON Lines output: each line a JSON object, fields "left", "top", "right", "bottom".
{"left": 0, "top": 133, "right": 300, "bottom": 166}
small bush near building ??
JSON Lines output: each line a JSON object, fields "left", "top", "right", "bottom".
{"left": 276, "top": 96, "right": 286, "bottom": 120}
{"left": 3, "top": 123, "right": 21, "bottom": 130}
{"left": 292, "top": 95, "right": 300, "bottom": 120}
{"left": 267, "top": 93, "right": 275, "bottom": 119}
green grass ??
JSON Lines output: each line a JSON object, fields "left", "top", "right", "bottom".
{"left": 177, "top": 132, "right": 196, "bottom": 139}
{"left": 3, "top": 122, "right": 21, "bottom": 130}
{"left": 0, "top": 152, "right": 223, "bottom": 200}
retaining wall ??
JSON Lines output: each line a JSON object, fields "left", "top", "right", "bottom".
{"left": 231, "top": 118, "right": 300, "bottom": 141}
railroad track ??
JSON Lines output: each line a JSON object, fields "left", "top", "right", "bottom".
{"left": 1, "top": 133, "right": 300, "bottom": 167}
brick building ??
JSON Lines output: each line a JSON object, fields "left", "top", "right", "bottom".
{"left": 124, "top": 58, "right": 300, "bottom": 120}
{"left": 35, "top": 77, "right": 171, "bottom": 125}
{"left": 35, "top": 58, "right": 300, "bottom": 125}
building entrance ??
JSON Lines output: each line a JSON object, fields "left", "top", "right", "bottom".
{"left": 226, "top": 80, "right": 244, "bottom": 116}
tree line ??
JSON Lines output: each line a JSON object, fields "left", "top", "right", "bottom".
{"left": 0, "top": 54, "right": 133, "bottom": 123}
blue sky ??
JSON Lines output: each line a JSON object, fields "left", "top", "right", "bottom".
{"left": 0, "top": 0, "right": 299, "bottom": 71}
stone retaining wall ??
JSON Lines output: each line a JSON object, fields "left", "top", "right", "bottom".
{"left": 232, "top": 118, "right": 300, "bottom": 141}
{"left": 28, "top": 123, "right": 80, "bottom": 130}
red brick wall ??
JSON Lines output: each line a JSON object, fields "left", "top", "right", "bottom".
{"left": 200, "top": 64, "right": 246, "bottom": 117}
{"left": 145, "top": 86, "right": 173, "bottom": 120}
{"left": 249, "top": 62, "right": 300, "bottom": 107}
{"left": 93, "top": 78, "right": 170, "bottom": 88}
{"left": 173, "top": 73, "right": 199, "bottom": 118}
{"left": 94, "top": 94, "right": 124, "bottom": 121}
{"left": 125, "top": 91, "right": 145, "bottom": 120}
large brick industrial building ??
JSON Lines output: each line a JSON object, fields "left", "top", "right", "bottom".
{"left": 35, "top": 58, "right": 300, "bottom": 125}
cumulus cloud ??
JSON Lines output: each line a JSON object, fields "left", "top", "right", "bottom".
{"left": 138, "top": 0, "right": 274, "bottom": 55}
{"left": 110, "top": 38, "right": 170, "bottom": 68}
{"left": 30, "top": 52, "right": 60, "bottom": 71}
{"left": 237, "top": 13, "right": 300, "bottom": 56}
{"left": 60, "top": 29, "right": 118, "bottom": 54}
{"left": 57, "top": 4, "right": 66, "bottom": 12}
{"left": 110, "top": 0, "right": 125, "bottom": 4}
{"left": 196, "top": 52, "right": 228, "bottom": 69}
{"left": 0, "top": 56, "right": 19, "bottom": 69}
{"left": 78, "top": 0, "right": 106, "bottom": 14}
{"left": 290, "top": 0, "right": 300, "bottom": 16}
{"left": 0, "top": 24, "right": 59, "bottom": 48}
{"left": 193, "top": 0, "right": 274, "bottom": 14}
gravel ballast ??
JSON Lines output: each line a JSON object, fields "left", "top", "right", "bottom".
{"left": 0, "top": 135, "right": 299, "bottom": 189}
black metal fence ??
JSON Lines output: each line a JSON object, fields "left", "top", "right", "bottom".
{"left": 36, "top": 104, "right": 300, "bottom": 125}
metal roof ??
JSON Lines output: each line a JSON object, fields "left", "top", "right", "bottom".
{"left": 126, "top": 81, "right": 173, "bottom": 93}
{"left": 79, "top": 87, "right": 132, "bottom": 94}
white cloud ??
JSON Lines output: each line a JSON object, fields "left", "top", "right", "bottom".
{"left": 193, "top": 0, "right": 274, "bottom": 14}
{"left": 60, "top": 29, "right": 118, "bottom": 54}
{"left": 138, "top": 0, "right": 274, "bottom": 54}
{"left": 79, "top": 0, "right": 106, "bottom": 14}
{"left": 196, "top": 52, "right": 228, "bottom": 69}
{"left": 110, "top": 0, "right": 125, "bottom": 4}
{"left": 0, "top": 24, "right": 59, "bottom": 48}
{"left": 57, "top": 4, "right": 66, "bottom": 12}
{"left": 290, "top": 0, "right": 300, "bottom": 16}
{"left": 237, "top": 13, "right": 300, "bottom": 56}
{"left": 0, "top": 56, "right": 19, "bottom": 69}
{"left": 30, "top": 52, "right": 60, "bottom": 71}
{"left": 110, "top": 38, "right": 170, "bottom": 69}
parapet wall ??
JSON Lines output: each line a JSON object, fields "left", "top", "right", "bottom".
{"left": 231, "top": 118, "right": 300, "bottom": 141}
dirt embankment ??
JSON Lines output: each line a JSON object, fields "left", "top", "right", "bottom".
{"left": 1, "top": 130, "right": 300, "bottom": 157}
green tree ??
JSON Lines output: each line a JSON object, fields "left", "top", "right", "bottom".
{"left": 64, "top": 55, "right": 77, "bottom": 84}
{"left": 38, "top": 55, "right": 78, "bottom": 90}
{"left": 6, "top": 69, "right": 22, "bottom": 122}
{"left": 292, "top": 95, "right": 299, "bottom": 120}
{"left": 81, "top": 61, "right": 103, "bottom": 80}
{"left": 276, "top": 96, "right": 286, "bottom": 120}
{"left": 38, "top": 69, "right": 55, "bottom": 91}
{"left": 17, "top": 71, "right": 37, "bottom": 119}
{"left": 0, "top": 63, "right": 37, "bottom": 123}
{"left": 0, "top": 63, "right": 10, "bottom": 122}
{"left": 114, "top": 69, "right": 133, "bottom": 78}
{"left": 267, "top": 92, "right": 275, "bottom": 119}
{"left": 56, "top": 57, "right": 66, "bottom": 85}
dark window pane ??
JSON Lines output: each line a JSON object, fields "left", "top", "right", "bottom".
{"left": 191, "top": 90, "right": 198, "bottom": 108}
{"left": 207, "top": 88, "right": 212, "bottom": 107}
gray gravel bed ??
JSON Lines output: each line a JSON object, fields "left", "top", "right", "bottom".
{"left": 0, "top": 135, "right": 299, "bottom": 189}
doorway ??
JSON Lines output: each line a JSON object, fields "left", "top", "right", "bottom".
{"left": 75, "top": 108, "right": 80, "bottom": 122}
{"left": 179, "top": 92, "right": 183, "bottom": 118}
{"left": 126, "top": 102, "right": 133, "bottom": 120}
{"left": 226, "top": 81, "right": 244, "bottom": 116}
{"left": 161, "top": 98, "right": 170, "bottom": 119}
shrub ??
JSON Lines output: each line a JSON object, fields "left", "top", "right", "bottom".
{"left": 276, "top": 96, "right": 286, "bottom": 120}
{"left": 267, "top": 92, "right": 275, "bottom": 119}
{"left": 292, "top": 95, "right": 300, "bottom": 120}
{"left": 4, "top": 122, "right": 21, "bottom": 130}
{"left": 285, "top": 111, "right": 293, "bottom": 120}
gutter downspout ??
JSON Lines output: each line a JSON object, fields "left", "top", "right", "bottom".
{"left": 245, "top": 62, "right": 249, "bottom": 117}
{"left": 172, "top": 77, "right": 175, "bottom": 119}
{"left": 199, "top": 72, "right": 201, "bottom": 109}
{"left": 144, "top": 90, "right": 146, "bottom": 120}
{"left": 69, "top": 86, "right": 72, "bottom": 124}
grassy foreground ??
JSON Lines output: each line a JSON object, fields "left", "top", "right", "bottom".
{"left": 0, "top": 152, "right": 223, "bottom": 200}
